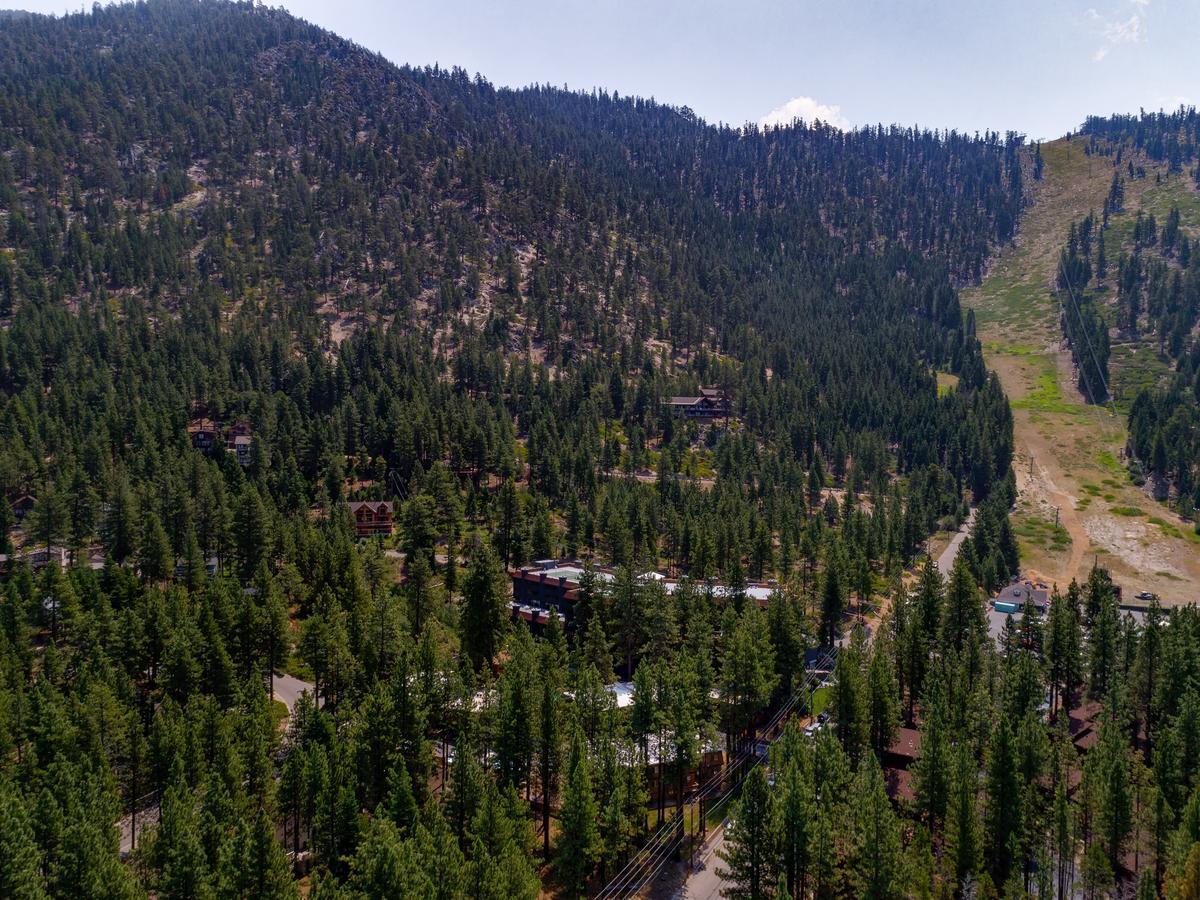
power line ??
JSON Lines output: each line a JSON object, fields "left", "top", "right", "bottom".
{"left": 1056, "top": 251, "right": 1116, "bottom": 414}
{"left": 595, "top": 648, "right": 836, "bottom": 898}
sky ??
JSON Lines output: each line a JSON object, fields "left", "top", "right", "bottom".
{"left": 17, "top": 0, "right": 1199, "bottom": 140}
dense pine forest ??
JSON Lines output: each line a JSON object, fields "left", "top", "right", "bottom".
{"left": 1, "top": 2, "right": 1197, "bottom": 899}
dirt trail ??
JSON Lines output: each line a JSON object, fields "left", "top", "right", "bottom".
{"left": 1013, "top": 420, "right": 1088, "bottom": 582}
{"left": 960, "top": 139, "right": 1200, "bottom": 603}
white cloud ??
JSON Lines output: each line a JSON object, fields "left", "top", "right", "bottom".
{"left": 759, "top": 96, "right": 850, "bottom": 130}
{"left": 1088, "top": 1, "right": 1149, "bottom": 62}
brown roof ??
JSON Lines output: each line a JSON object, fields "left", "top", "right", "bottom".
{"left": 886, "top": 726, "right": 923, "bottom": 763}
{"left": 348, "top": 500, "right": 393, "bottom": 514}
{"left": 886, "top": 767, "right": 916, "bottom": 803}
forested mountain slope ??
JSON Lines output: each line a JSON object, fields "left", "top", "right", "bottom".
{"left": 0, "top": 0, "right": 1023, "bottom": 575}
{"left": 0, "top": 2, "right": 1051, "bottom": 898}
{"left": 961, "top": 124, "right": 1200, "bottom": 604}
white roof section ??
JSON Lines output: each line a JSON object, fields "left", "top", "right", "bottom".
{"left": 607, "top": 681, "right": 636, "bottom": 709}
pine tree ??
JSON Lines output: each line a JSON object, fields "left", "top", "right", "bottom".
{"left": 538, "top": 664, "right": 563, "bottom": 859}
{"left": 233, "top": 483, "right": 271, "bottom": 578}
{"left": 556, "top": 727, "right": 600, "bottom": 897}
{"left": 385, "top": 755, "right": 417, "bottom": 831}
{"left": 28, "top": 484, "right": 69, "bottom": 556}
{"left": 819, "top": 550, "right": 845, "bottom": 646}
{"left": 776, "top": 753, "right": 813, "bottom": 900}
{"left": 137, "top": 511, "right": 173, "bottom": 582}
{"left": 0, "top": 781, "right": 46, "bottom": 900}
{"left": 222, "top": 809, "right": 298, "bottom": 900}
{"left": 155, "top": 776, "right": 216, "bottom": 900}
{"left": 717, "top": 766, "right": 776, "bottom": 900}
{"left": 852, "top": 756, "right": 904, "bottom": 900}
{"left": 984, "top": 718, "right": 1022, "bottom": 885}
{"left": 866, "top": 643, "right": 900, "bottom": 758}
{"left": 941, "top": 557, "right": 985, "bottom": 653}
{"left": 913, "top": 671, "right": 951, "bottom": 829}
{"left": 947, "top": 744, "right": 981, "bottom": 890}
{"left": 460, "top": 541, "right": 508, "bottom": 670}
{"left": 830, "top": 644, "right": 868, "bottom": 763}
{"left": 721, "top": 606, "right": 778, "bottom": 756}
{"left": 348, "top": 817, "right": 431, "bottom": 898}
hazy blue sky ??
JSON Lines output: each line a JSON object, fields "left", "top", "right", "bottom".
{"left": 18, "top": 0, "right": 1198, "bottom": 140}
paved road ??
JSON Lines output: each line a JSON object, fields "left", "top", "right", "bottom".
{"left": 273, "top": 672, "right": 318, "bottom": 712}
{"left": 936, "top": 507, "right": 976, "bottom": 577}
{"left": 684, "top": 829, "right": 730, "bottom": 899}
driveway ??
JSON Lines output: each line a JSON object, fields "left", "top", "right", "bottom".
{"left": 936, "top": 507, "right": 977, "bottom": 577}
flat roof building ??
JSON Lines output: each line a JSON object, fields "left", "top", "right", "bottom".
{"left": 509, "top": 559, "right": 776, "bottom": 630}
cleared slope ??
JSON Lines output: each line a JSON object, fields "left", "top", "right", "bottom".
{"left": 961, "top": 138, "right": 1200, "bottom": 602}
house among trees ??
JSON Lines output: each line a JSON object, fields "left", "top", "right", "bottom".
{"left": 347, "top": 500, "right": 394, "bottom": 537}
{"left": 187, "top": 417, "right": 253, "bottom": 464}
{"left": 994, "top": 580, "right": 1050, "bottom": 614}
{"left": 7, "top": 490, "right": 35, "bottom": 521}
{"left": 20, "top": 545, "right": 71, "bottom": 570}
{"left": 228, "top": 434, "right": 252, "bottom": 467}
{"left": 187, "top": 417, "right": 220, "bottom": 452}
{"left": 662, "top": 386, "right": 731, "bottom": 419}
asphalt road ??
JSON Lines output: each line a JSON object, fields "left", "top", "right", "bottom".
{"left": 683, "top": 831, "right": 730, "bottom": 900}
{"left": 273, "top": 672, "right": 318, "bottom": 712}
{"left": 936, "top": 507, "right": 976, "bottom": 577}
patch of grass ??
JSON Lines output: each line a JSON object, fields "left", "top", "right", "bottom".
{"left": 1149, "top": 517, "right": 1200, "bottom": 544}
{"left": 810, "top": 686, "right": 831, "bottom": 718}
{"left": 1097, "top": 450, "right": 1124, "bottom": 478}
{"left": 1110, "top": 505, "right": 1145, "bottom": 517}
{"left": 936, "top": 371, "right": 960, "bottom": 397}
{"left": 985, "top": 343, "right": 1041, "bottom": 357}
{"left": 1110, "top": 343, "right": 1175, "bottom": 407}
{"left": 1010, "top": 362, "right": 1079, "bottom": 415}
{"left": 1012, "top": 508, "right": 1072, "bottom": 555}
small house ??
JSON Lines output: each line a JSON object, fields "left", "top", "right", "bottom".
{"left": 22, "top": 545, "right": 70, "bottom": 571}
{"left": 995, "top": 581, "right": 1050, "bottom": 615}
{"left": 229, "top": 434, "right": 252, "bottom": 467}
{"left": 347, "top": 500, "right": 394, "bottom": 538}
{"left": 8, "top": 492, "right": 35, "bottom": 521}
{"left": 187, "top": 418, "right": 220, "bottom": 453}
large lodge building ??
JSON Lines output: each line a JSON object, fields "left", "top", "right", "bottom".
{"left": 509, "top": 559, "right": 774, "bottom": 632}
{"left": 662, "top": 386, "right": 730, "bottom": 420}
